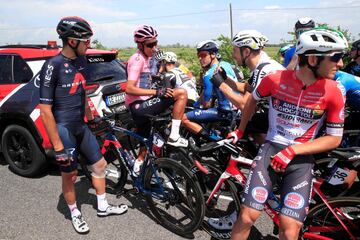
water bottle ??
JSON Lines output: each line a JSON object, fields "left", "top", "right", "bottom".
{"left": 267, "top": 192, "right": 281, "bottom": 212}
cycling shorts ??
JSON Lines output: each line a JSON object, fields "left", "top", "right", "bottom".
{"left": 186, "top": 108, "right": 234, "bottom": 124}
{"left": 56, "top": 123, "right": 102, "bottom": 173}
{"left": 242, "top": 141, "right": 314, "bottom": 223}
{"left": 129, "top": 96, "right": 174, "bottom": 138}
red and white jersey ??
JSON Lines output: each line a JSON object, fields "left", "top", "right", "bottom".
{"left": 253, "top": 70, "right": 345, "bottom": 146}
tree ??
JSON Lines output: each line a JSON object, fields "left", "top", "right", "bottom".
{"left": 91, "top": 39, "right": 107, "bottom": 50}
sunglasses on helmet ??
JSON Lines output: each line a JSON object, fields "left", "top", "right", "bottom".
{"left": 145, "top": 41, "right": 158, "bottom": 48}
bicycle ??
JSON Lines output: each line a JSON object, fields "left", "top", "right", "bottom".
{"left": 191, "top": 138, "right": 360, "bottom": 240}
{"left": 80, "top": 112, "right": 205, "bottom": 235}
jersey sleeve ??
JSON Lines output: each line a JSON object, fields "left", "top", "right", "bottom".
{"left": 39, "top": 59, "right": 57, "bottom": 105}
{"left": 252, "top": 74, "right": 273, "bottom": 101}
{"left": 326, "top": 83, "right": 345, "bottom": 136}
{"left": 203, "top": 73, "right": 214, "bottom": 103}
{"left": 127, "top": 55, "right": 144, "bottom": 81}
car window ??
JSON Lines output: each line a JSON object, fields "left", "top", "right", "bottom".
{"left": 0, "top": 54, "right": 33, "bottom": 84}
{"left": 86, "top": 59, "right": 126, "bottom": 83}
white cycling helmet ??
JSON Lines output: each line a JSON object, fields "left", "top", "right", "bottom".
{"left": 296, "top": 28, "right": 348, "bottom": 55}
{"left": 164, "top": 51, "right": 177, "bottom": 63}
{"left": 232, "top": 30, "right": 265, "bottom": 50}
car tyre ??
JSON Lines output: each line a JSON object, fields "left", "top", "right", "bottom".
{"left": 2, "top": 124, "right": 47, "bottom": 177}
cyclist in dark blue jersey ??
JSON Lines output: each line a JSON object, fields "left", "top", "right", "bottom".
{"left": 39, "top": 16, "right": 127, "bottom": 234}
{"left": 343, "top": 39, "right": 360, "bottom": 77}
{"left": 181, "top": 40, "right": 239, "bottom": 140}
{"left": 284, "top": 17, "right": 315, "bottom": 69}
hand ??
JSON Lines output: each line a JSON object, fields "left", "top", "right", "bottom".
{"left": 55, "top": 149, "right": 73, "bottom": 167}
{"left": 156, "top": 87, "right": 173, "bottom": 98}
{"left": 270, "top": 146, "right": 296, "bottom": 172}
{"left": 226, "top": 129, "right": 244, "bottom": 144}
{"left": 211, "top": 67, "right": 227, "bottom": 88}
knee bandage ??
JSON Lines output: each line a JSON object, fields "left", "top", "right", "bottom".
{"left": 91, "top": 163, "right": 106, "bottom": 179}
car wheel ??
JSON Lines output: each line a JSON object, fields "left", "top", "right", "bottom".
{"left": 1, "top": 125, "right": 47, "bottom": 177}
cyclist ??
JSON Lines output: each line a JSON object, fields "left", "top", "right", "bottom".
{"left": 39, "top": 16, "right": 128, "bottom": 234}
{"left": 211, "top": 30, "right": 284, "bottom": 146}
{"left": 279, "top": 44, "right": 293, "bottom": 64}
{"left": 125, "top": 25, "right": 188, "bottom": 175}
{"left": 284, "top": 17, "right": 315, "bottom": 69}
{"left": 343, "top": 39, "right": 360, "bottom": 77}
{"left": 230, "top": 28, "right": 348, "bottom": 240}
{"left": 181, "top": 40, "right": 239, "bottom": 140}
{"left": 158, "top": 51, "right": 199, "bottom": 106}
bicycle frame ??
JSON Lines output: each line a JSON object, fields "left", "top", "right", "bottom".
{"left": 204, "top": 141, "right": 357, "bottom": 240}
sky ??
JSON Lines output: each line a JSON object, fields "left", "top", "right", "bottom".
{"left": 0, "top": 0, "right": 360, "bottom": 48}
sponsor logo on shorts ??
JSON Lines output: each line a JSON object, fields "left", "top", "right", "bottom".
{"left": 292, "top": 180, "right": 308, "bottom": 191}
{"left": 244, "top": 170, "right": 253, "bottom": 194}
{"left": 257, "top": 171, "right": 267, "bottom": 186}
{"left": 284, "top": 192, "right": 304, "bottom": 209}
{"left": 252, "top": 187, "right": 268, "bottom": 203}
{"left": 281, "top": 207, "right": 300, "bottom": 219}
{"left": 250, "top": 201, "right": 263, "bottom": 210}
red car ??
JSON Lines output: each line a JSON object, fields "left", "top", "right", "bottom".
{"left": 0, "top": 41, "right": 129, "bottom": 177}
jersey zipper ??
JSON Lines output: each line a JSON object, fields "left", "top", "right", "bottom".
{"left": 293, "top": 89, "right": 305, "bottom": 125}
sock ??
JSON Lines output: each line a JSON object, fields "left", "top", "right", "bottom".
{"left": 97, "top": 193, "right": 109, "bottom": 211}
{"left": 133, "top": 159, "right": 143, "bottom": 176}
{"left": 169, "top": 119, "right": 181, "bottom": 140}
{"left": 68, "top": 202, "right": 81, "bottom": 218}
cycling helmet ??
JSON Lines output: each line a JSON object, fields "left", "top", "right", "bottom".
{"left": 196, "top": 40, "right": 219, "bottom": 53}
{"left": 134, "top": 25, "right": 158, "bottom": 43}
{"left": 279, "top": 44, "right": 293, "bottom": 56}
{"left": 154, "top": 49, "right": 165, "bottom": 61}
{"left": 296, "top": 29, "right": 348, "bottom": 55}
{"left": 295, "top": 17, "right": 315, "bottom": 30}
{"left": 56, "top": 16, "right": 93, "bottom": 39}
{"left": 232, "top": 30, "right": 264, "bottom": 50}
{"left": 352, "top": 39, "right": 360, "bottom": 50}
{"left": 163, "top": 52, "right": 177, "bottom": 63}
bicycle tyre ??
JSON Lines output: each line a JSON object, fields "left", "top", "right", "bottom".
{"left": 200, "top": 163, "right": 241, "bottom": 240}
{"left": 303, "top": 197, "right": 360, "bottom": 239}
{"left": 144, "top": 157, "right": 205, "bottom": 235}
{"left": 80, "top": 145, "right": 128, "bottom": 194}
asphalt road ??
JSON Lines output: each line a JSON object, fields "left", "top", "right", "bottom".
{"left": 0, "top": 156, "right": 277, "bottom": 240}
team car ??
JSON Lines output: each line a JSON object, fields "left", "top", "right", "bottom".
{"left": 0, "top": 41, "right": 128, "bottom": 177}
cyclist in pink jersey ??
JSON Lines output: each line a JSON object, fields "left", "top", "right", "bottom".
{"left": 230, "top": 29, "right": 348, "bottom": 240}
{"left": 125, "top": 25, "right": 188, "bottom": 175}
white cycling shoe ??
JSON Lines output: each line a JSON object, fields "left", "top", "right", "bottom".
{"left": 72, "top": 214, "right": 90, "bottom": 234}
{"left": 97, "top": 204, "right": 128, "bottom": 217}
{"left": 167, "top": 137, "right": 188, "bottom": 147}
{"left": 207, "top": 211, "right": 238, "bottom": 230}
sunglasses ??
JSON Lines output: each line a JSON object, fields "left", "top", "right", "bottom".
{"left": 197, "top": 52, "right": 209, "bottom": 58}
{"left": 145, "top": 41, "right": 158, "bottom": 48}
{"left": 69, "top": 37, "right": 91, "bottom": 45}
{"left": 306, "top": 52, "right": 344, "bottom": 63}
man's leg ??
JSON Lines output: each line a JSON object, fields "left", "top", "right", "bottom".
{"left": 91, "top": 158, "right": 128, "bottom": 216}
{"left": 62, "top": 170, "right": 78, "bottom": 210}
{"left": 279, "top": 215, "right": 302, "bottom": 240}
{"left": 231, "top": 206, "right": 262, "bottom": 240}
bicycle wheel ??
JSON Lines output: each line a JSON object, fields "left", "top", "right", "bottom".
{"left": 144, "top": 157, "right": 205, "bottom": 235}
{"left": 80, "top": 145, "right": 128, "bottom": 194}
{"left": 200, "top": 163, "right": 241, "bottom": 240}
{"left": 303, "top": 197, "right": 360, "bottom": 239}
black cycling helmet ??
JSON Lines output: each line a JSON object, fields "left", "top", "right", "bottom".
{"left": 352, "top": 39, "right": 360, "bottom": 50}
{"left": 196, "top": 40, "right": 219, "bottom": 53}
{"left": 56, "top": 16, "right": 93, "bottom": 39}
{"left": 295, "top": 17, "right": 315, "bottom": 31}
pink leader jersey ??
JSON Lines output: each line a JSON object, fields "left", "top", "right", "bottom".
{"left": 125, "top": 50, "right": 153, "bottom": 106}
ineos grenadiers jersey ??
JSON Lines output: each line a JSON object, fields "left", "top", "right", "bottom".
{"left": 39, "top": 54, "right": 87, "bottom": 124}
{"left": 125, "top": 50, "right": 155, "bottom": 106}
{"left": 253, "top": 70, "right": 345, "bottom": 146}
{"left": 247, "top": 52, "right": 285, "bottom": 93}
{"left": 203, "top": 61, "right": 237, "bottom": 111}
{"left": 334, "top": 71, "right": 360, "bottom": 111}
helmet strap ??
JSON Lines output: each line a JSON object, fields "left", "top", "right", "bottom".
{"left": 69, "top": 40, "right": 81, "bottom": 57}
{"left": 307, "top": 56, "right": 323, "bottom": 79}
{"left": 139, "top": 43, "right": 150, "bottom": 58}
{"left": 240, "top": 47, "right": 250, "bottom": 67}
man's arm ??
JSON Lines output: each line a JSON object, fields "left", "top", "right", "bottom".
{"left": 84, "top": 93, "right": 94, "bottom": 121}
{"left": 125, "top": 79, "right": 157, "bottom": 96}
{"left": 237, "top": 94, "right": 258, "bottom": 132}
{"left": 291, "top": 135, "right": 342, "bottom": 155}
{"left": 39, "top": 104, "right": 64, "bottom": 151}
